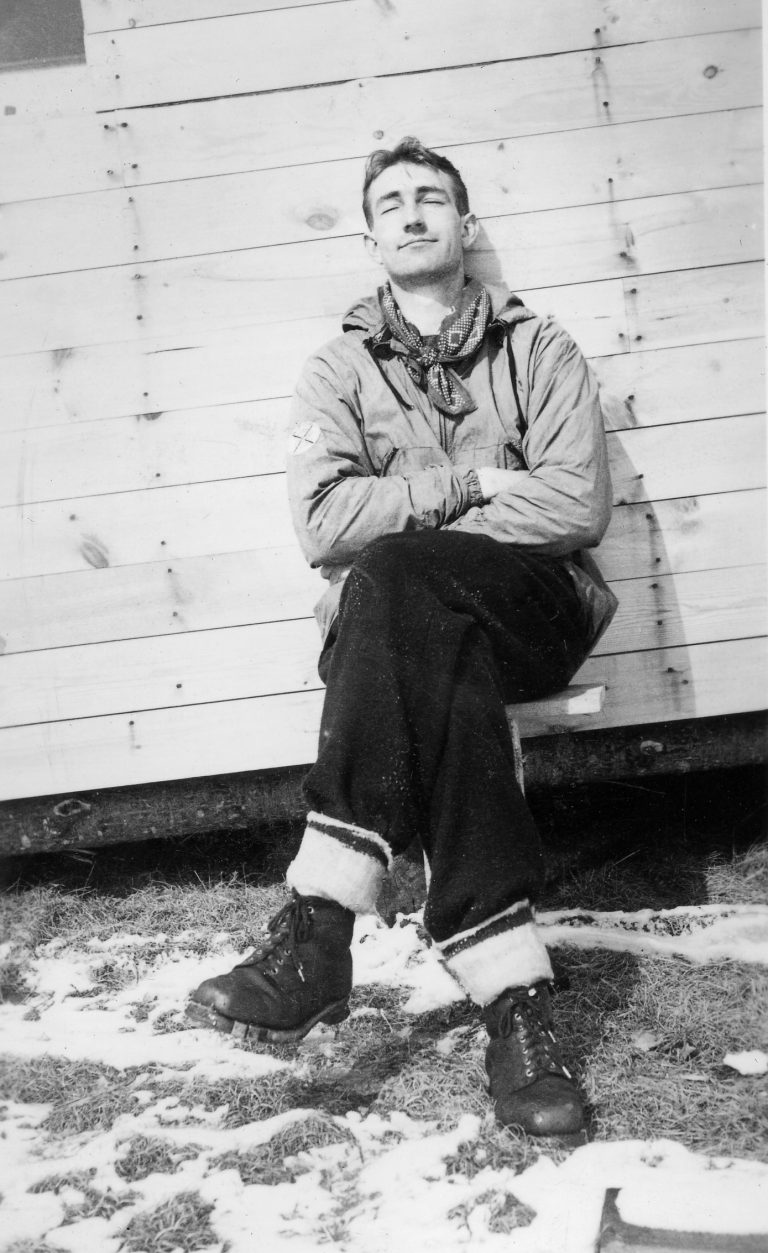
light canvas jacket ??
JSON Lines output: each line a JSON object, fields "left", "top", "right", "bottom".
{"left": 287, "top": 282, "right": 618, "bottom": 646}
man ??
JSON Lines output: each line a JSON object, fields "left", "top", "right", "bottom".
{"left": 190, "top": 138, "right": 617, "bottom": 1137}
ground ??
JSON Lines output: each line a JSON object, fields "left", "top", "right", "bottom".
{"left": 0, "top": 765, "right": 766, "bottom": 1252}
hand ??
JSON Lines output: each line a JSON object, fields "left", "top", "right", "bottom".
{"left": 475, "top": 466, "right": 523, "bottom": 501}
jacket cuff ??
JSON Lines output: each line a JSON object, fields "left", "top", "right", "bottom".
{"left": 463, "top": 468, "right": 486, "bottom": 508}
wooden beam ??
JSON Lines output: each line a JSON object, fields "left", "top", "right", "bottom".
{"left": 1, "top": 711, "right": 764, "bottom": 858}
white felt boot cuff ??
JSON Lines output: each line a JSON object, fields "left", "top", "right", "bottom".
{"left": 436, "top": 901, "right": 554, "bottom": 1005}
{"left": 286, "top": 812, "right": 392, "bottom": 916}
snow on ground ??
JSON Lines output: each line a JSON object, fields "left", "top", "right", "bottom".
{"left": 538, "top": 902, "right": 768, "bottom": 965}
{"left": 1, "top": 908, "right": 767, "bottom": 1252}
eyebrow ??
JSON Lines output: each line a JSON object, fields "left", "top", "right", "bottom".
{"left": 374, "top": 183, "right": 450, "bottom": 210}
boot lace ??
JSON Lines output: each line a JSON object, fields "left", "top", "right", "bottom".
{"left": 497, "top": 986, "right": 572, "bottom": 1083}
{"left": 238, "top": 893, "right": 314, "bottom": 984}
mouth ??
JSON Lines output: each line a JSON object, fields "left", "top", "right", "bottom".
{"left": 399, "top": 238, "right": 435, "bottom": 249}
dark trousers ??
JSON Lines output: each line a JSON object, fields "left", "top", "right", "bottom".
{"left": 303, "top": 531, "right": 590, "bottom": 942}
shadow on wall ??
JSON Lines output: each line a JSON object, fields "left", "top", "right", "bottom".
{"left": 467, "top": 225, "right": 695, "bottom": 724}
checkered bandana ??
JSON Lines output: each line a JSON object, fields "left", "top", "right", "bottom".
{"left": 379, "top": 278, "right": 491, "bottom": 417}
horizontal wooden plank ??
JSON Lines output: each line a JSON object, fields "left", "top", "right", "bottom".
{"left": 3, "top": 184, "right": 762, "bottom": 370}
{"left": 3, "top": 169, "right": 762, "bottom": 355}
{"left": 2, "top": 342, "right": 763, "bottom": 505}
{"left": 629, "top": 262, "right": 766, "bottom": 349}
{"left": 3, "top": 564, "right": 764, "bottom": 728}
{"left": 1, "top": 636, "right": 765, "bottom": 800}
{"left": 593, "top": 564, "right": 767, "bottom": 657}
{"left": 1, "top": 413, "right": 764, "bottom": 581}
{"left": 1, "top": 399, "right": 292, "bottom": 505}
{"left": 0, "top": 546, "right": 322, "bottom": 656}
{"left": 598, "top": 490, "right": 766, "bottom": 583}
{"left": 2, "top": 109, "right": 760, "bottom": 279}
{"left": 0, "top": 278, "right": 630, "bottom": 428}
{"left": 1, "top": 618, "right": 318, "bottom": 729}
{"left": 4, "top": 31, "right": 759, "bottom": 204}
{"left": 622, "top": 262, "right": 765, "bottom": 353}
{"left": 571, "top": 636, "right": 768, "bottom": 733}
{"left": 607, "top": 413, "right": 766, "bottom": 507}
{"left": 87, "top": 0, "right": 761, "bottom": 110}
{"left": 593, "top": 339, "right": 765, "bottom": 431}
{"left": 1, "top": 263, "right": 760, "bottom": 430}
{"left": 106, "top": 30, "right": 763, "bottom": 190}
{"left": 83, "top": 0, "right": 346, "bottom": 34}
{"left": 2, "top": 490, "right": 763, "bottom": 656}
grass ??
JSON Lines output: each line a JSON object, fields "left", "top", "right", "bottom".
{"left": 210, "top": 1112, "right": 354, "bottom": 1185}
{"left": 115, "top": 1134, "right": 203, "bottom": 1182}
{"left": 0, "top": 767, "right": 765, "bottom": 1251}
{"left": 60, "top": 1184, "right": 139, "bottom": 1224}
{"left": 118, "top": 1192, "right": 217, "bottom": 1253}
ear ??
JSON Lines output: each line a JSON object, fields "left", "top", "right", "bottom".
{"left": 460, "top": 213, "right": 479, "bottom": 250}
{"left": 364, "top": 232, "right": 384, "bottom": 266}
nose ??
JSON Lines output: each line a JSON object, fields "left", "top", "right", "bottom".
{"left": 403, "top": 200, "right": 426, "bottom": 233}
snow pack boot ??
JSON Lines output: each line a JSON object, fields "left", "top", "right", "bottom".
{"left": 483, "top": 982, "right": 586, "bottom": 1138}
{"left": 186, "top": 892, "right": 355, "bottom": 1043}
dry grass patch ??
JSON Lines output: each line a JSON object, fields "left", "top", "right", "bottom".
{"left": 707, "top": 841, "right": 768, "bottom": 906}
{"left": 1, "top": 880, "right": 288, "bottom": 955}
{"left": 119, "top": 1191, "right": 216, "bottom": 1253}
{"left": 444, "top": 1116, "right": 545, "bottom": 1179}
{"left": 0, "top": 959, "right": 32, "bottom": 1005}
{"left": 4, "top": 1242, "right": 69, "bottom": 1253}
{"left": 211, "top": 1112, "right": 353, "bottom": 1185}
{"left": 0, "top": 1057, "right": 185, "bottom": 1137}
{"left": 115, "top": 1134, "right": 203, "bottom": 1182}
{"left": 60, "top": 1184, "right": 139, "bottom": 1224}
{"left": 449, "top": 1186, "right": 536, "bottom": 1236}
{"left": 583, "top": 957, "right": 768, "bottom": 1158}
{"left": 29, "top": 1170, "right": 97, "bottom": 1195}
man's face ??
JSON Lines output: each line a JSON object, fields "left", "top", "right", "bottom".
{"left": 363, "top": 162, "right": 478, "bottom": 285}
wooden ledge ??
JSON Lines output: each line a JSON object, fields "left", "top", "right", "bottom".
{"left": 506, "top": 684, "right": 606, "bottom": 722}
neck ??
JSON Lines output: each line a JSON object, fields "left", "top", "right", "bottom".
{"left": 388, "top": 270, "right": 466, "bottom": 335}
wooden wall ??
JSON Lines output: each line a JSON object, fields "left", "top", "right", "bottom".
{"left": 0, "top": 0, "right": 764, "bottom": 802}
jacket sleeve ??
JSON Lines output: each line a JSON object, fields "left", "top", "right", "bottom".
{"left": 447, "top": 322, "right": 613, "bottom": 555}
{"left": 287, "top": 349, "right": 478, "bottom": 567}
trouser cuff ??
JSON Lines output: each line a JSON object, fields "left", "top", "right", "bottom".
{"left": 435, "top": 901, "right": 554, "bottom": 1005}
{"left": 286, "top": 811, "right": 393, "bottom": 915}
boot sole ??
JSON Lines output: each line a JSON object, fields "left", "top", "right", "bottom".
{"left": 185, "top": 996, "right": 350, "bottom": 1043}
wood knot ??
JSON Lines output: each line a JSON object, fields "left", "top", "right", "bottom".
{"left": 306, "top": 209, "right": 339, "bottom": 232}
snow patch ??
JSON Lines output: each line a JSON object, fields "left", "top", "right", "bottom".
{"left": 722, "top": 1049, "right": 768, "bottom": 1076}
{"left": 538, "top": 903, "right": 768, "bottom": 965}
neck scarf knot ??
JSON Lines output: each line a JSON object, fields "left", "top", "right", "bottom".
{"left": 378, "top": 279, "right": 491, "bottom": 417}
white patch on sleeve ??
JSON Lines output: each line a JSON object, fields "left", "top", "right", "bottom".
{"left": 288, "top": 421, "right": 322, "bottom": 455}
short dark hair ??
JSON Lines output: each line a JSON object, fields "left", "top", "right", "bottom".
{"left": 362, "top": 136, "right": 470, "bottom": 227}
